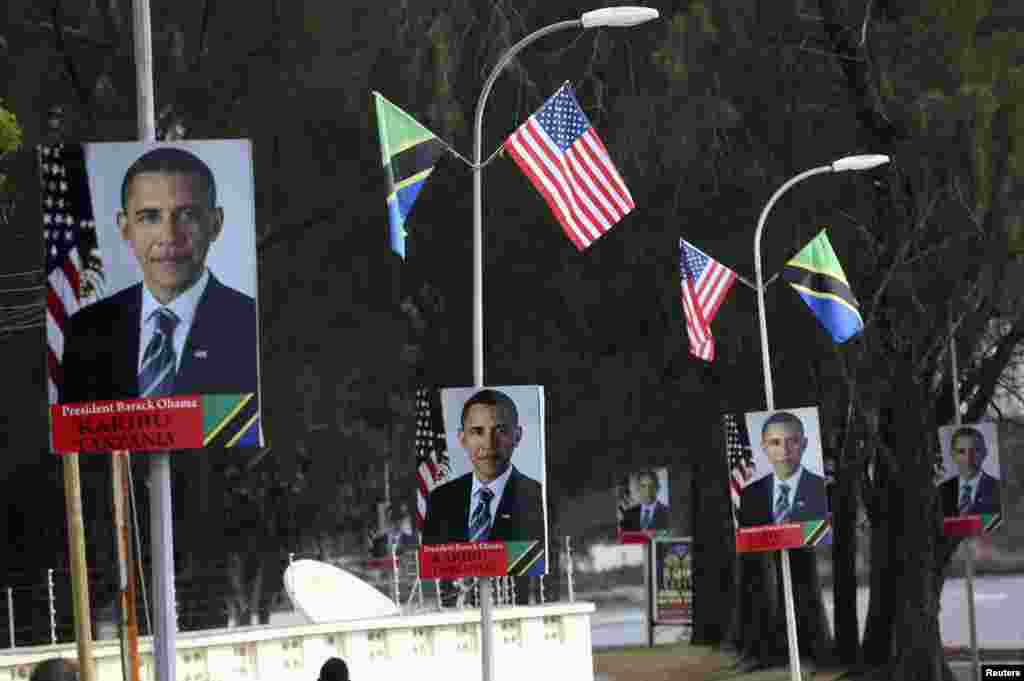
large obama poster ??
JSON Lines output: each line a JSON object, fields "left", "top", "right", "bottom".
{"left": 418, "top": 385, "right": 548, "bottom": 578}
{"left": 45, "top": 140, "right": 263, "bottom": 453}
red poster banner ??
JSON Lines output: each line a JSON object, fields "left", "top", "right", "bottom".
{"left": 51, "top": 397, "right": 204, "bottom": 453}
{"left": 419, "top": 542, "right": 509, "bottom": 579}
{"left": 735, "top": 523, "right": 806, "bottom": 553}
{"left": 943, "top": 516, "right": 983, "bottom": 537}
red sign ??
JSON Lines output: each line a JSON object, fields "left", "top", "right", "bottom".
{"left": 619, "top": 530, "right": 655, "bottom": 545}
{"left": 943, "top": 515, "right": 983, "bottom": 537}
{"left": 735, "top": 523, "right": 806, "bottom": 553}
{"left": 419, "top": 542, "right": 509, "bottom": 579}
{"left": 51, "top": 396, "right": 204, "bottom": 454}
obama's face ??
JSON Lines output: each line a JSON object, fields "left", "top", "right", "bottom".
{"left": 762, "top": 422, "right": 807, "bottom": 480}
{"left": 119, "top": 172, "right": 223, "bottom": 305}
{"left": 952, "top": 433, "right": 985, "bottom": 479}
{"left": 458, "top": 403, "right": 522, "bottom": 484}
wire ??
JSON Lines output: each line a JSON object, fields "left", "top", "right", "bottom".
{"left": 126, "top": 461, "right": 152, "bottom": 636}
{"left": 0, "top": 285, "right": 44, "bottom": 293}
{"left": 0, "top": 269, "right": 43, "bottom": 278}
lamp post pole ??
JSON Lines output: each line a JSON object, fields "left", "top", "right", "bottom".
{"left": 753, "top": 155, "right": 890, "bottom": 681}
{"left": 470, "top": 8, "right": 658, "bottom": 681}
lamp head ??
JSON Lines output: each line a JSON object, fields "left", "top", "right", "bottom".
{"left": 581, "top": 7, "right": 660, "bottom": 29}
{"left": 831, "top": 154, "right": 891, "bottom": 172}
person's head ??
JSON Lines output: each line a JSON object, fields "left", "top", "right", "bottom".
{"left": 760, "top": 412, "right": 808, "bottom": 480}
{"left": 951, "top": 426, "right": 987, "bottom": 479}
{"left": 29, "top": 658, "right": 78, "bottom": 681}
{"left": 634, "top": 470, "right": 659, "bottom": 504}
{"left": 318, "top": 657, "right": 349, "bottom": 681}
{"left": 118, "top": 147, "right": 223, "bottom": 305}
{"left": 458, "top": 389, "right": 522, "bottom": 483}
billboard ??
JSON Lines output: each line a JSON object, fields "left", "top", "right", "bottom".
{"left": 937, "top": 422, "right": 1004, "bottom": 536}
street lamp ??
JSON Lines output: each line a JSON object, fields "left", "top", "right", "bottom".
{"left": 752, "top": 154, "right": 890, "bottom": 681}
{"left": 470, "top": 9, "right": 658, "bottom": 681}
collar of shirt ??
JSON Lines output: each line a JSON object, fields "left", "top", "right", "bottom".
{"left": 138, "top": 269, "right": 210, "bottom": 374}
{"left": 470, "top": 464, "right": 514, "bottom": 529}
{"left": 774, "top": 466, "right": 804, "bottom": 509}
{"left": 959, "top": 471, "right": 982, "bottom": 503}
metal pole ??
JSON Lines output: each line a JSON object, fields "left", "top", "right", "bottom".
{"left": 47, "top": 569, "right": 56, "bottom": 644}
{"left": 565, "top": 536, "right": 575, "bottom": 603}
{"left": 112, "top": 453, "right": 141, "bottom": 681}
{"left": 950, "top": 313, "right": 980, "bottom": 681}
{"left": 754, "top": 165, "right": 833, "bottom": 681}
{"left": 471, "top": 19, "right": 582, "bottom": 681}
{"left": 645, "top": 542, "right": 653, "bottom": 648}
{"left": 132, "top": 0, "right": 175, "bottom": 678}
{"left": 7, "top": 587, "right": 14, "bottom": 648}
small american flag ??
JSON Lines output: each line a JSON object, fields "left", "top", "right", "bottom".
{"left": 415, "top": 387, "right": 450, "bottom": 529}
{"left": 504, "top": 82, "right": 635, "bottom": 251}
{"left": 680, "top": 239, "right": 736, "bottom": 361}
{"left": 40, "top": 144, "right": 102, "bottom": 404}
{"left": 723, "top": 413, "right": 755, "bottom": 528}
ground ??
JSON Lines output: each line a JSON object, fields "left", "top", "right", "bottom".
{"left": 593, "top": 645, "right": 848, "bottom": 681}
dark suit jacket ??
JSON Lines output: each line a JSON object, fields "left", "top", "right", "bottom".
{"left": 620, "top": 501, "right": 670, "bottom": 531}
{"left": 60, "top": 274, "right": 258, "bottom": 403}
{"left": 940, "top": 472, "right": 1001, "bottom": 516}
{"left": 738, "top": 468, "right": 828, "bottom": 528}
{"left": 422, "top": 467, "right": 545, "bottom": 544}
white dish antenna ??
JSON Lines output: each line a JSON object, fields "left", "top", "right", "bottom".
{"left": 284, "top": 559, "right": 399, "bottom": 624}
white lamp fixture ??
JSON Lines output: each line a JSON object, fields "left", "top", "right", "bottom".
{"left": 581, "top": 7, "right": 660, "bottom": 28}
{"left": 831, "top": 154, "right": 891, "bottom": 172}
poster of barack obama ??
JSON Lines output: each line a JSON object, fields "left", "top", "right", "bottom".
{"left": 937, "top": 422, "right": 1003, "bottom": 525}
{"left": 738, "top": 407, "right": 828, "bottom": 529}
{"left": 422, "top": 386, "right": 548, "bottom": 557}
{"left": 59, "top": 141, "right": 261, "bottom": 409}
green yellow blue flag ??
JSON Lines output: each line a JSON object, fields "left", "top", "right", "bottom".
{"left": 783, "top": 229, "right": 864, "bottom": 343}
{"left": 373, "top": 92, "right": 446, "bottom": 259}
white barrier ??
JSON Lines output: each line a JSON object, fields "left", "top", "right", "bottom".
{"left": 0, "top": 602, "right": 595, "bottom": 681}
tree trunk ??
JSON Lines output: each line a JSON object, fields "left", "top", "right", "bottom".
{"left": 832, "top": 451, "right": 861, "bottom": 664}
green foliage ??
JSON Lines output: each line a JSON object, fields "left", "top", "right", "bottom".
{"left": 0, "top": 100, "right": 22, "bottom": 197}
{"left": 652, "top": 4, "right": 719, "bottom": 89}
{"left": 426, "top": 13, "right": 466, "bottom": 138}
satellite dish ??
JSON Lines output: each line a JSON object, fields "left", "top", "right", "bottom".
{"left": 284, "top": 559, "right": 400, "bottom": 624}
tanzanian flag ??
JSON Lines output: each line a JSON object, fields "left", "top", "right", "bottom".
{"left": 783, "top": 229, "right": 864, "bottom": 343}
{"left": 373, "top": 92, "right": 446, "bottom": 259}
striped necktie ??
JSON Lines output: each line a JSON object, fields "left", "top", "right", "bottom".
{"left": 774, "top": 483, "right": 791, "bottom": 523}
{"left": 138, "top": 308, "right": 179, "bottom": 397}
{"left": 641, "top": 507, "right": 652, "bottom": 529}
{"left": 959, "top": 483, "right": 973, "bottom": 515}
{"left": 469, "top": 488, "right": 495, "bottom": 542}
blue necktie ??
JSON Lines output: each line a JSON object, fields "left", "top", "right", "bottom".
{"left": 469, "top": 488, "right": 494, "bottom": 542}
{"left": 959, "top": 483, "right": 973, "bottom": 515}
{"left": 138, "top": 308, "right": 179, "bottom": 397}
{"left": 774, "top": 483, "right": 791, "bottom": 523}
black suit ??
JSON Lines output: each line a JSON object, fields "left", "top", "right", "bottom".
{"left": 422, "top": 467, "right": 545, "bottom": 544}
{"left": 60, "top": 274, "right": 258, "bottom": 403}
{"left": 620, "top": 501, "right": 670, "bottom": 531}
{"left": 940, "top": 472, "right": 1002, "bottom": 516}
{"left": 738, "top": 468, "right": 828, "bottom": 528}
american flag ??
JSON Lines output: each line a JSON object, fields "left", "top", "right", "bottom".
{"left": 723, "top": 413, "right": 755, "bottom": 528}
{"left": 680, "top": 239, "right": 736, "bottom": 361}
{"left": 41, "top": 144, "right": 101, "bottom": 404}
{"left": 415, "top": 387, "right": 450, "bottom": 529}
{"left": 504, "top": 82, "right": 635, "bottom": 251}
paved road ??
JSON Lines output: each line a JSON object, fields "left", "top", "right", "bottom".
{"left": 590, "top": 573, "right": 1024, "bottom": 650}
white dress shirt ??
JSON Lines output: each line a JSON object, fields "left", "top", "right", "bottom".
{"left": 468, "top": 464, "right": 513, "bottom": 535}
{"left": 773, "top": 466, "right": 805, "bottom": 519}
{"left": 137, "top": 269, "right": 210, "bottom": 375}
{"left": 957, "top": 471, "right": 982, "bottom": 509}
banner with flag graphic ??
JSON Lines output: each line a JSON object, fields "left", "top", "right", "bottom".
{"left": 504, "top": 82, "right": 635, "bottom": 250}
{"left": 616, "top": 467, "right": 673, "bottom": 544}
{"left": 373, "top": 92, "right": 447, "bottom": 259}
{"left": 45, "top": 140, "right": 264, "bottom": 452}
{"left": 680, "top": 239, "right": 737, "bottom": 361}
{"left": 415, "top": 387, "right": 451, "bottom": 529}
{"left": 783, "top": 229, "right": 864, "bottom": 343}
{"left": 723, "top": 413, "right": 754, "bottom": 531}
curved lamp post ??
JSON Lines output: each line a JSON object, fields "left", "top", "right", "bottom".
{"left": 752, "top": 154, "right": 890, "bottom": 681}
{"left": 470, "top": 8, "right": 658, "bottom": 681}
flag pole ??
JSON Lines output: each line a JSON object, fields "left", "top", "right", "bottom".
{"left": 472, "top": 17, "right": 587, "bottom": 681}
{"left": 63, "top": 453, "right": 97, "bottom": 681}
{"left": 131, "top": 2, "right": 177, "bottom": 681}
{"left": 754, "top": 164, "right": 835, "bottom": 681}
{"left": 949, "top": 305, "right": 980, "bottom": 681}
